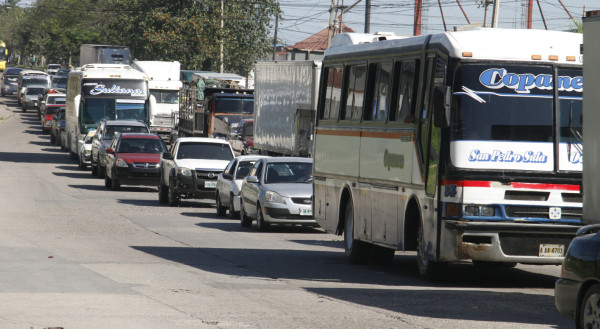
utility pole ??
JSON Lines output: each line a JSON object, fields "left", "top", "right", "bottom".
{"left": 413, "top": 0, "right": 423, "bottom": 36}
{"left": 491, "top": 0, "right": 500, "bottom": 28}
{"left": 365, "top": 0, "right": 370, "bottom": 33}
{"left": 219, "top": 0, "right": 224, "bottom": 73}
{"left": 527, "top": 0, "right": 533, "bottom": 29}
{"left": 536, "top": 0, "right": 548, "bottom": 30}
{"left": 272, "top": 15, "right": 278, "bottom": 60}
{"left": 327, "top": 0, "right": 336, "bottom": 47}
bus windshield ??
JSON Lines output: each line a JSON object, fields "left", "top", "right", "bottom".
{"left": 81, "top": 99, "right": 148, "bottom": 133}
{"left": 450, "top": 64, "right": 582, "bottom": 172}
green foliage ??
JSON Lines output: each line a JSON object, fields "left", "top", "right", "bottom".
{"left": 0, "top": 0, "right": 280, "bottom": 73}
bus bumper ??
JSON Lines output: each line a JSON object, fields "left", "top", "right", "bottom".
{"left": 440, "top": 220, "right": 580, "bottom": 264}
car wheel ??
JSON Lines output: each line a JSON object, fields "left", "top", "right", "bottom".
{"left": 256, "top": 205, "right": 269, "bottom": 232}
{"left": 216, "top": 192, "right": 227, "bottom": 216}
{"left": 50, "top": 133, "right": 55, "bottom": 144}
{"left": 158, "top": 179, "right": 168, "bottom": 204}
{"left": 78, "top": 156, "right": 87, "bottom": 170}
{"left": 104, "top": 172, "right": 111, "bottom": 189}
{"left": 167, "top": 178, "right": 180, "bottom": 207}
{"left": 91, "top": 162, "right": 98, "bottom": 176}
{"left": 110, "top": 174, "right": 120, "bottom": 191}
{"left": 240, "top": 202, "right": 251, "bottom": 227}
{"left": 580, "top": 284, "right": 600, "bottom": 329}
{"left": 343, "top": 198, "right": 370, "bottom": 264}
{"left": 98, "top": 164, "right": 105, "bottom": 178}
{"left": 417, "top": 221, "right": 447, "bottom": 281}
{"left": 228, "top": 195, "right": 239, "bottom": 219}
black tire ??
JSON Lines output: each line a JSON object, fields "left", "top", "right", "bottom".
{"left": 158, "top": 179, "right": 168, "bottom": 204}
{"left": 78, "top": 156, "right": 87, "bottom": 170}
{"left": 98, "top": 164, "right": 105, "bottom": 178}
{"left": 104, "top": 172, "right": 111, "bottom": 189}
{"left": 110, "top": 174, "right": 120, "bottom": 191}
{"left": 216, "top": 192, "right": 226, "bottom": 216}
{"left": 228, "top": 195, "right": 239, "bottom": 219}
{"left": 167, "top": 178, "right": 180, "bottom": 207}
{"left": 50, "top": 133, "right": 55, "bottom": 144}
{"left": 371, "top": 245, "right": 396, "bottom": 266}
{"left": 91, "top": 162, "right": 98, "bottom": 176}
{"left": 579, "top": 284, "right": 600, "bottom": 329}
{"left": 343, "top": 198, "right": 369, "bottom": 264}
{"left": 417, "top": 222, "right": 447, "bottom": 281}
{"left": 256, "top": 205, "right": 269, "bottom": 232}
{"left": 240, "top": 202, "right": 251, "bottom": 227}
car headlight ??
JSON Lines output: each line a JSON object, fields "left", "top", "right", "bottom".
{"left": 177, "top": 167, "right": 192, "bottom": 176}
{"left": 265, "top": 191, "right": 285, "bottom": 204}
{"left": 116, "top": 158, "right": 128, "bottom": 168}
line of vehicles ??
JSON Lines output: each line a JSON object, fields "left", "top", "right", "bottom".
{"left": 5, "top": 24, "right": 600, "bottom": 327}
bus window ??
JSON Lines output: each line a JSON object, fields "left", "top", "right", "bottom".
{"left": 322, "top": 66, "right": 343, "bottom": 120}
{"left": 342, "top": 64, "right": 366, "bottom": 120}
{"left": 365, "top": 62, "right": 392, "bottom": 121}
{"left": 396, "top": 60, "right": 417, "bottom": 123}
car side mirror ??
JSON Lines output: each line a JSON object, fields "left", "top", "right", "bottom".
{"left": 245, "top": 176, "right": 259, "bottom": 183}
{"left": 162, "top": 152, "right": 173, "bottom": 160}
{"left": 106, "top": 148, "right": 114, "bottom": 154}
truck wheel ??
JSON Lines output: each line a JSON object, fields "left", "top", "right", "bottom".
{"left": 256, "top": 205, "right": 269, "bottom": 232}
{"left": 240, "top": 203, "right": 251, "bottom": 227}
{"left": 158, "top": 180, "right": 168, "bottom": 204}
{"left": 343, "top": 198, "right": 370, "bottom": 264}
{"left": 417, "top": 222, "right": 447, "bottom": 281}
{"left": 168, "top": 179, "right": 180, "bottom": 207}
{"left": 228, "top": 195, "right": 239, "bottom": 219}
{"left": 216, "top": 192, "right": 227, "bottom": 216}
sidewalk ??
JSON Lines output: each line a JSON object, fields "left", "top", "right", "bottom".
{"left": 0, "top": 100, "right": 15, "bottom": 123}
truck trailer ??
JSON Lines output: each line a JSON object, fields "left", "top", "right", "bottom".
{"left": 253, "top": 60, "right": 321, "bottom": 157}
{"left": 131, "top": 60, "right": 182, "bottom": 141}
{"left": 79, "top": 44, "right": 131, "bottom": 66}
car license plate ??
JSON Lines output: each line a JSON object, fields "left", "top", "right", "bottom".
{"left": 300, "top": 207, "right": 312, "bottom": 216}
{"left": 539, "top": 244, "right": 564, "bottom": 257}
{"left": 204, "top": 181, "right": 217, "bottom": 188}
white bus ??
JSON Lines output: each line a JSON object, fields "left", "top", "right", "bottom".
{"left": 65, "top": 64, "right": 149, "bottom": 158}
{"left": 313, "top": 29, "right": 583, "bottom": 280}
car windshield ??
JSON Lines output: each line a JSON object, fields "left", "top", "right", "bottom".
{"left": 264, "top": 162, "right": 312, "bottom": 184}
{"left": 244, "top": 122, "right": 254, "bottom": 137}
{"left": 104, "top": 125, "right": 149, "bottom": 140}
{"left": 117, "top": 138, "right": 166, "bottom": 154}
{"left": 176, "top": 142, "right": 233, "bottom": 161}
{"left": 49, "top": 97, "right": 66, "bottom": 105}
{"left": 26, "top": 88, "right": 44, "bottom": 95}
{"left": 23, "top": 79, "right": 49, "bottom": 87}
{"left": 235, "top": 160, "right": 257, "bottom": 179}
{"left": 6, "top": 68, "right": 21, "bottom": 75}
{"left": 45, "top": 107, "right": 60, "bottom": 115}
{"left": 52, "top": 78, "right": 67, "bottom": 86}
{"left": 48, "top": 65, "right": 61, "bottom": 70}
{"left": 150, "top": 90, "right": 179, "bottom": 104}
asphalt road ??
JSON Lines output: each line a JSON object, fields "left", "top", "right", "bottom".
{"left": 0, "top": 96, "right": 574, "bottom": 329}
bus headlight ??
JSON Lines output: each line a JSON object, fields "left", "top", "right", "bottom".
{"left": 464, "top": 205, "right": 479, "bottom": 216}
{"left": 480, "top": 206, "right": 495, "bottom": 216}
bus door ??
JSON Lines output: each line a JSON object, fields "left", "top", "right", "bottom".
{"left": 417, "top": 55, "right": 447, "bottom": 259}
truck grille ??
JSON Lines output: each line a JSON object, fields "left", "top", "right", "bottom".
{"left": 291, "top": 197, "right": 312, "bottom": 205}
{"left": 195, "top": 170, "right": 222, "bottom": 180}
{"left": 504, "top": 206, "right": 582, "bottom": 220}
{"left": 499, "top": 233, "right": 574, "bottom": 256}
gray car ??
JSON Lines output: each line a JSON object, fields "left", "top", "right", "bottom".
{"left": 239, "top": 157, "right": 316, "bottom": 231}
{"left": 0, "top": 67, "right": 23, "bottom": 96}
{"left": 21, "top": 85, "right": 47, "bottom": 112}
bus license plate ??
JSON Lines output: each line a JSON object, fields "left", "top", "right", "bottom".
{"left": 204, "top": 181, "right": 217, "bottom": 188}
{"left": 539, "top": 244, "right": 564, "bottom": 257}
{"left": 300, "top": 207, "right": 312, "bottom": 216}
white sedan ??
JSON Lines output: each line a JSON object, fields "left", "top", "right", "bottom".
{"left": 215, "top": 155, "right": 268, "bottom": 218}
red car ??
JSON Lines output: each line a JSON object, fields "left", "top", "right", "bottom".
{"left": 41, "top": 105, "right": 64, "bottom": 134}
{"left": 104, "top": 133, "right": 167, "bottom": 190}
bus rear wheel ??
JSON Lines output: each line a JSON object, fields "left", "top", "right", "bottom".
{"left": 343, "top": 198, "right": 369, "bottom": 264}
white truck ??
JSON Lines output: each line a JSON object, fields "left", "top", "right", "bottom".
{"left": 253, "top": 60, "right": 321, "bottom": 157}
{"left": 131, "top": 60, "right": 182, "bottom": 142}
{"left": 158, "top": 137, "right": 235, "bottom": 206}
{"left": 79, "top": 44, "right": 131, "bottom": 66}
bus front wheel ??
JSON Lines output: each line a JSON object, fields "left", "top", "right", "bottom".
{"left": 343, "top": 198, "right": 369, "bottom": 264}
{"left": 417, "top": 222, "right": 447, "bottom": 281}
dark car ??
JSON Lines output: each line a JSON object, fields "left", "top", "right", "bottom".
{"left": 50, "top": 107, "right": 66, "bottom": 148}
{"left": 555, "top": 224, "right": 600, "bottom": 328}
{"left": 51, "top": 75, "right": 67, "bottom": 91}
{"left": 229, "top": 119, "right": 254, "bottom": 155}
{"left": 91, "top": 120, "right": 150, "bottom": 177}
{"left": 0, "top": 67, "right": 23, "bottom": 96}
{"left": 104, "top": 133, "right": 167, "bottom": 190}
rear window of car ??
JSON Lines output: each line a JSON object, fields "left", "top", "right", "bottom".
{"left": 177, "top": 142, "right": 233, "bottom": 161}
{"left": 104, "top": 125, "right": 149, "bottom": 140}
{"left": 117, "top": 138, "right": 166, "bottom": 154}
{"left": 45, "top": 107, "right": 60, "bottom": 115}
{"left": 26, "top": 88, "right": 44, "bottom": 95}
{"left": 6, "top": 68, "right": 21, "bottom": 75}
{"left": 49, "top": 97, "right": 66, "bottom": 104}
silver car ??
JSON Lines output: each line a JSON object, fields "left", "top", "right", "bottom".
{"left": 21, "top": 85, "right": 46, "bottom": 112}
{"left": 216, "top": 155, "right": 269, "bottom": 218}
{"left": 239, "top": 157, "right": 316, "bottom": 231}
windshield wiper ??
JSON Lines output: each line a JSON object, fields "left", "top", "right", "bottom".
{"left": 568, "top": 101, "right": 583, "bottom": 156}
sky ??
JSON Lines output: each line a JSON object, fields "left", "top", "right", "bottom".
{"left": 276, "top": 0, "right": 598, "bottom": 45}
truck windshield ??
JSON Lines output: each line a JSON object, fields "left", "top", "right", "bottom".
{"left": 23, "top": 79, "right": 49, "bottom": 87}
{"left": 81, "top": 99, "right": 148, "bottom": 133}
{"left": 150, "top": 90, "right": 178, "bottom": 104}
{"left": 176, "top": 142, "right": 233, "bottom": 161}
{"left": 214, "top": 98, "right": 253, "bottom": 114}
{"left": 450, "top": 64, "right": 582, "bottom": 172}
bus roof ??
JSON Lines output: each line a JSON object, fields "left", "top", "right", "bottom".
{"left": 326, "top": 28, "right": 582, "bottom": 65}
{"left": 71, "top": 64, "right": 147, "bottom": 80}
